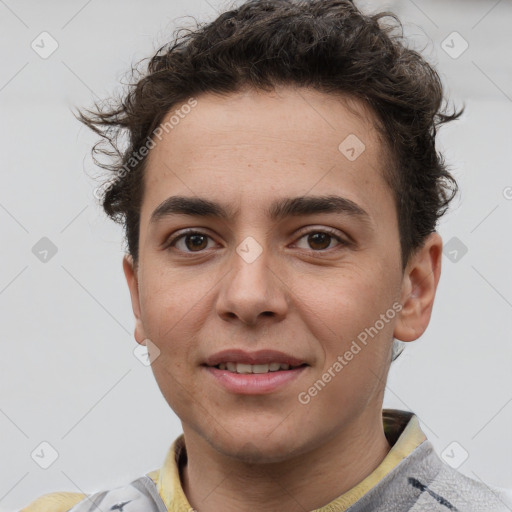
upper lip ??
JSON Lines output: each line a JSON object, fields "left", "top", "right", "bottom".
{"left": 204, "top": 349, "right": 307, "bottom": 367}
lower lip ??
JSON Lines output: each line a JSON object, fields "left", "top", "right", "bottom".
{"left": 204, "top": 365, "right": 307, "bottom": 394}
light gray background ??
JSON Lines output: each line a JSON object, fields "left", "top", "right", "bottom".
{"left": 1, "top": 0, "right": 511, "bottom": 510}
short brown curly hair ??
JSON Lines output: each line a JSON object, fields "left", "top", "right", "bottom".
{"left": 77, "top": 0, "right": 462, "bottom": 271}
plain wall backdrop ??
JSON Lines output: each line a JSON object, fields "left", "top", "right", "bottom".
{"left": 1, "top": 0, "right": 511, "bottom": 510}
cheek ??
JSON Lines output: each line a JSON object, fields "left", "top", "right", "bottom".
{"left": 150, "top": 360, "right": 201, "bottom": 426}
{"left": 300, "top": 268, "right": 383, "bottom": 331}
{"left": 299, "top": 270, "right": 395, "bottom": 369}
{"left": 139, "top": 269, "right": 201, "bottom": 341}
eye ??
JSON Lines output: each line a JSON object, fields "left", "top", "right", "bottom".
{"left": 293, "top": 227, "right": 347, "bottom": 252}
{"left": 165, "top": 227, "right": 348, "bottom": 255}
{"left": 166, "top": 230, "right": 217, "bottom": 253}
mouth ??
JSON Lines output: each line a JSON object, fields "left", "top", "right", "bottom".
{"left": 208, "top": 362, "right": 308, "bottom": 373}
{"left": 202, "top": 349, "right": 309, "bottom": 394}
{"left": 203, "top": 349, "right": 308, "bottom": 371}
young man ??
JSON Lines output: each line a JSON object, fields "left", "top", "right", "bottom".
{"left": 21, "top": 0, "right": 512, "bottom": 511}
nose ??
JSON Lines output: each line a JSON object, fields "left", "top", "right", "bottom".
{"left": 215, "top": 239, "right": 289, "bottom": 326}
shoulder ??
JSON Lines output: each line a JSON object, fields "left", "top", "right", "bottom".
{"left": 375, "top": 438, "right": 512, "bottom": 512}
{"left": 19, "top": 492, "right": 86, "bottom": 512}
{"left": 20, "top": 471, "right": 162, "bottom": 512}
{"left": 415, "top": 449, "right": 512, "bottom": 512}
{"left": 441, "top": 465, "right": 512, "bottom": 510}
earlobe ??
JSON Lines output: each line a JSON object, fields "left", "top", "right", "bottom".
{"left": 122, "top": 254, "right": 147, "bottom": 345}
{"left": 393, "top": 232, "right": 443, "bottom": 342}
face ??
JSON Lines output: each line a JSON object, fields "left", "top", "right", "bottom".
{"left": 123, "top": 86, "right": 441, "bottom": 462}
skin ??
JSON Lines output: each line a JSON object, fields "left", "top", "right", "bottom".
{"left": 123, "top": 85, "right": 442, "bottom": 511}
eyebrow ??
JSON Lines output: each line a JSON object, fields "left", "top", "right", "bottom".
{"left": 150, "top": 194, "right": 373, "bottom": 229}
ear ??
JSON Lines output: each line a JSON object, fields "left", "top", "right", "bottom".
{"left": 393, "top": 232, "right": 443, "bottom": 342}
{"left": 122, "top": 254, "right": 147, "bottom": 345}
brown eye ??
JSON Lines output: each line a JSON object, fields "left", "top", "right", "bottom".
{"left": 167, "top": 231, "right": 214, "bottom": 253}
{"left": 294, "top": 228, "right": 347, "bottom": 252}
{"left": 307, "top": 232, "right": 332, "bottom": 250}
{"left": 183, "top": 233, "right": 209, "bottom": 251}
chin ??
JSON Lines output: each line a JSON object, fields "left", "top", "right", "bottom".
{"left": 202, "top": 422, "right": 312, "bottom": 464}
{"left": 215, "top": 438, "right": 302, "bottom": 464}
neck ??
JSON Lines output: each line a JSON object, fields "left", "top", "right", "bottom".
{"left": 181, "top": 411, "right": 391, "bottom": 512}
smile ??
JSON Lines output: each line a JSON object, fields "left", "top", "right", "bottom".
{"left": 213, "top": 362, "right": 305, "bottom": 373}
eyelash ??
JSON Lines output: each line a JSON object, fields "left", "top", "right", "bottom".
{"left": 164, "top": 227, "right": 349, "bottom": 255}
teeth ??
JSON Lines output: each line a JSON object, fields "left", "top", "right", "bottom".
{"left": 252, "top": 364, "right": 269, "bottom": 374}
{"left": 237, "top": 363, "right": 252, "bottom": 374}
{"left": 215, "top": 362, "right": 298, "bottom": 373}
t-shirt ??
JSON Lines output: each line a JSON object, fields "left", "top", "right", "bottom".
{"left": 20, "top": 408, "right": 512, "bottom": 511}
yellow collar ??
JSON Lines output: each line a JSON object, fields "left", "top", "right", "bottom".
{"left": 147, "top": 409, "right": 426, "bottom": 512}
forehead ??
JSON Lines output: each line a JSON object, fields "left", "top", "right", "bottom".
{"left": 141, "top": 86, "right": 392, "bottom": 225}
{"left": 149, "top": 86, "right": 382, "bottom": 152}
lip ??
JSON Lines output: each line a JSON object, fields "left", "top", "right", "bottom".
{"left": 204, "top": 365, "right": 308, "bottom": 395}
{"left": 203, "top": 349, "right": 308, "bottom": 395}
{"left": 204, "top": 349, "right": 306, "bottom": 367}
